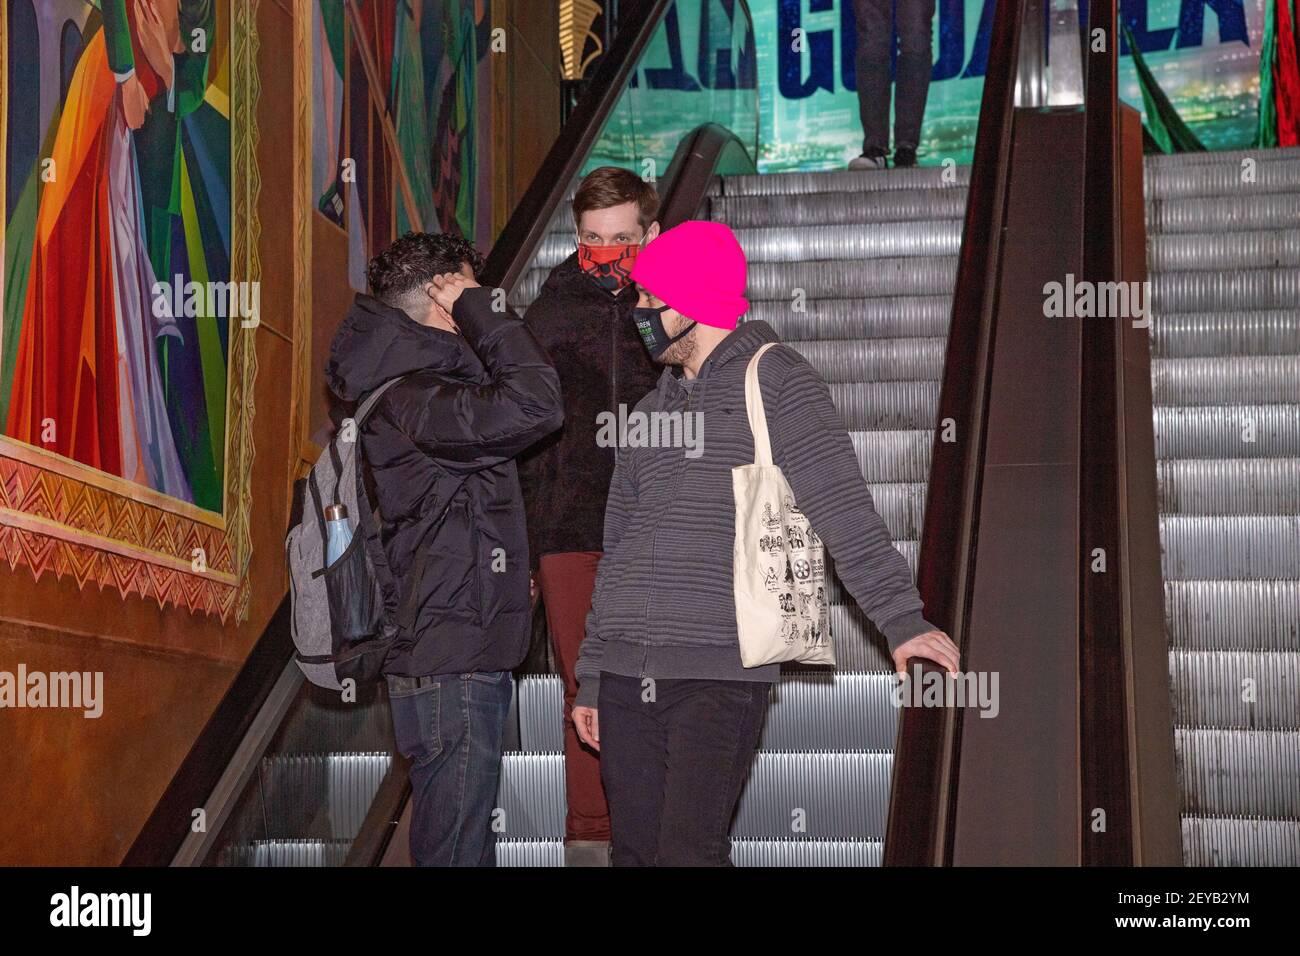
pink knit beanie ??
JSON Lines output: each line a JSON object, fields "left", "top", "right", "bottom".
{"left": 630, "top": 220, "right": 749, "bottom": 329}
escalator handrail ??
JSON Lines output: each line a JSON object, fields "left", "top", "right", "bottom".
{"left": 882, "top": 0, "right": 1026, "bottom": 866}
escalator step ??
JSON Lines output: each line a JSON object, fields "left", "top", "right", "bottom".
{"left": 1148, "top": 230, "right": 1300, "bottom": 272}
{"left": 730, "top": 838, "right": 883, "bottom": 866}
{"left": 712, "top": 188, "right": 966, "bottom": 228}
{"left": 1153, "top": 309, "right": 1300, "bottom": 358}
{"left": 786, "top": 338, "right": 946, "bottom": 384}
{"left": 217, "top": 839, "right": 352, "bottom": 868}
{"left": 1170, "top": 650, "right": 1300, "bottom": 729}
{"left": 1152, "top": 356, "right": 1300, "bottom": 406}
{"left": 825, "top": 381, "right": 940, "bottom": 430}
{"left": 498, "top": 752, "right": 566, "bottom": 840}
{"left": 1176, "top": 728, "right": 1300, "bottom": 818}
{"left": 732, "top": 751, "right": 894, "bottom": 839}
{"left": 1180, "top": 816, "right": 1300, "bottom": 866}
{"left": 747, "top": 256, "right": 957, "bottom": 300}
{"left": 1159, "top": 515, "right": 1299, "bottom": 580}
{"left": 1148, "top": 191, "right": 1300, "bottom": 234}
{"left": 722, "top": 166, "right": 970, "bottom": 196}
{"left": 1165, "top": 580, "right": 1300, "bottom": 651}
{"left": 1144, "top": 155, "right": 1300, "bottom": 200}
{"left": 518, "top": 676, "right": 565, "bottom": 753}
{"left": 744, "top": 295, "right": 952, "bottom": 341}
{"left": 848, "top": 429, "right": 934, "bottom": 483}
{"left": 1152, "top": 267, "right": 1300, "bottom": 313}
{"left": 496, "top": 838, "right": 564, "bottom": 867}
{"left": 1158, "top": 458, "right": 1300, "bottom": 515}
{"left": 1153, "top": 405, "right": 1300, "bottom": 460}
{"left": 732, "top": 221, "right": 961, "bottom": 263}
{"left": 493, "top": 837, "right": 886, "bottom": 866}
{"left": 762, "top": 672, "right": 899, "bottom": 751}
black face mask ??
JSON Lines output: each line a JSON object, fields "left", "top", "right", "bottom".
{"left": 633, "top": 304, "right": 696, "bottom": 359}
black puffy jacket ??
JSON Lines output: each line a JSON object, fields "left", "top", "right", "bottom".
{"left": 325, "top": 288, "right": 563, "bottom": 677}
{"left": 517, "top": 254, "right": 661, "bottom": 565}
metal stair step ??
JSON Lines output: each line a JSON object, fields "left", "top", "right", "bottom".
{"left": 1151, "top": 355, "right": 1300, "bottom": 406}
{"left": 722, "top": 165, "right": 971, "bottom": 196}
{"left": 1152, "top": 267, "right": 1300, "bottom": 314}
{"left": 217, "top": 839, "right": 352, "bottom": 867}
{"left": 732, "top": 751, "right": 893, "bottom": 839}
{"left": 1150, "top": 310, "right": 1300, "bottom": 358}
{"left": 762, "top": 672, "right": 900, "bottom": 751}
{"left": 1175, "top": 727, "right": 1300, "bottom": 818}
{"left": 1158, "top": 459, "right": 1300, "bottom": 515}
{"left": 1180, "top": 816, "right": 1300, "bottom": 866}
{"left": 747, "top": 256, "right": 957, "bottom": 301}
{"left": 1159, "top": 515, "right": 1300, "bottom": 580}
{"left": 848, "top": 429, "right": 934, "bottom": 483}
{"left": 1144, "top": 154, "right": 1300, "bottom": 200}
{"left": 1169, "top": 649, "right": 1300, "bottom": 730}
{"left": 730, "top": 837, "right": 883, "bottom": 866}
{"left": 497, "top": 752, "right": 566, "bottom": 840}
{"left": 1148, "top": 230, "right": 1300, "bottom": 272}
{"left": 826, "top": 381, "right": 940, "bottom": 430}
{"left": 743, "top": 295, "right": 952, "bottom": 342}
{"left": 493, "top": 837, "right": 887, "bottom": 866}
{"left": 712, "top": 188, "right": 965, "bottom": 228}
{"left": 1165, "top": 580, "right": 1300, "bottom": 652}
{"left": 1153, "top": 405, "right": 1300, "bottom": 460}
{"left": 786, "top": 339, "right": 946, "bottom": 384}
{"left": 1148, "top": 191, "right": 1300, "bottom": 235}
{"left": 732, "top": 221, "right": 961, "bottom": 264}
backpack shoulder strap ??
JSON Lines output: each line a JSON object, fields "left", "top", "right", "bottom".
{"left": 353, "top": 376, "right": 405, "bottom": 427}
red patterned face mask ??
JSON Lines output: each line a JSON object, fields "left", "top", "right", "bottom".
{"left": 577, "top": 242, "right": 640, "bottom": 291}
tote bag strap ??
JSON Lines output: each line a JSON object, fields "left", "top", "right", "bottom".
{"left": 743, "top": 343, "right": 780, "bottom": 467}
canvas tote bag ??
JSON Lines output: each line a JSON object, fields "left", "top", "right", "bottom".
{"left": 732, "top": 343, "right": 834, "bottom": 667}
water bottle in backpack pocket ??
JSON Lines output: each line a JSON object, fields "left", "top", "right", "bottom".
{"left": 286, "top": 379, "right": 404, "bottom": 690}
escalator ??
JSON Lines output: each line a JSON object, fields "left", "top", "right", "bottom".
{"left": 499, "top": 165, "right": 969, "bottom": 863}
{"left": 1146, "top": 147, "right": 1300, "bottom": 865}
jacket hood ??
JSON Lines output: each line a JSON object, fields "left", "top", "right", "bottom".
{"left": 326, "top": 293, "right": 483, "bottom": 401}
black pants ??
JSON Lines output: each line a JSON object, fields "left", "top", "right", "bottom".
{"left": 854, "top": 0, "right": 936, "bottom": 152}
{"left": 597, "top": 672, "right": 770, "bottom": 866}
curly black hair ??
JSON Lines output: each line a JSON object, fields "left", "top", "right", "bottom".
{"left": 366, "top": 232, "right": 485, "bottom": 306}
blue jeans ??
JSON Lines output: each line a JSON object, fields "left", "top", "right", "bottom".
{"left": 386, "top": 670, "right": 514, "bottom": 866}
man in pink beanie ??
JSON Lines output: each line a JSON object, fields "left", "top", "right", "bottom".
{"left": 572, "top": 220, "right": 957, "bottom": 866}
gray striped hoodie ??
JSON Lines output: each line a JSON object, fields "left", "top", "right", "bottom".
{"left": 574, "top": 319, "right": 934, "bottom": 708}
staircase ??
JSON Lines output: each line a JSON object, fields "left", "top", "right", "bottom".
{"left": 498, "top": 164, "right": 968, "bottom": 864}
{"left": 1146, "top": 147, "right": 1300, "bottom": 866}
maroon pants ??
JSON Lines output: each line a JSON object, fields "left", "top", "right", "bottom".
{"left": 537, "top": 551, "right": 611, "bottom": 842}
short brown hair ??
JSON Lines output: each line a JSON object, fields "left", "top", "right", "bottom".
{"left": 572, "top": 166, "right": 659, "bottom": 230}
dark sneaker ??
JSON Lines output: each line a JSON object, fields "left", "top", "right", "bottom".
{"left": 848, "top": 148, "right": 888, "bottom": 171}
{"left": 893, "top": 146, "right": 918, "bottom": 168}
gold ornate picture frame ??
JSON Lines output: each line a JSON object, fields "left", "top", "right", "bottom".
{"left": 0, "top": 0, "right": 261, "bottom": 623}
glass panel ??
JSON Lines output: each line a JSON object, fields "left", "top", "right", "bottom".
{"left": 202, "top": 679, "right": 395, "bottom": 866}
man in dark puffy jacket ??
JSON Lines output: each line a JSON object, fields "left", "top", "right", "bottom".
{"left": 517, "top": 167, "right": 663, "bottom": 867}
{"left": 326, "top": 232, "right": 562, "bottom": 867}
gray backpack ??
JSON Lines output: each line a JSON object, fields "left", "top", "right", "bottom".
{"left": 285, "top": 379, "right": 404, "bottom": 690}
